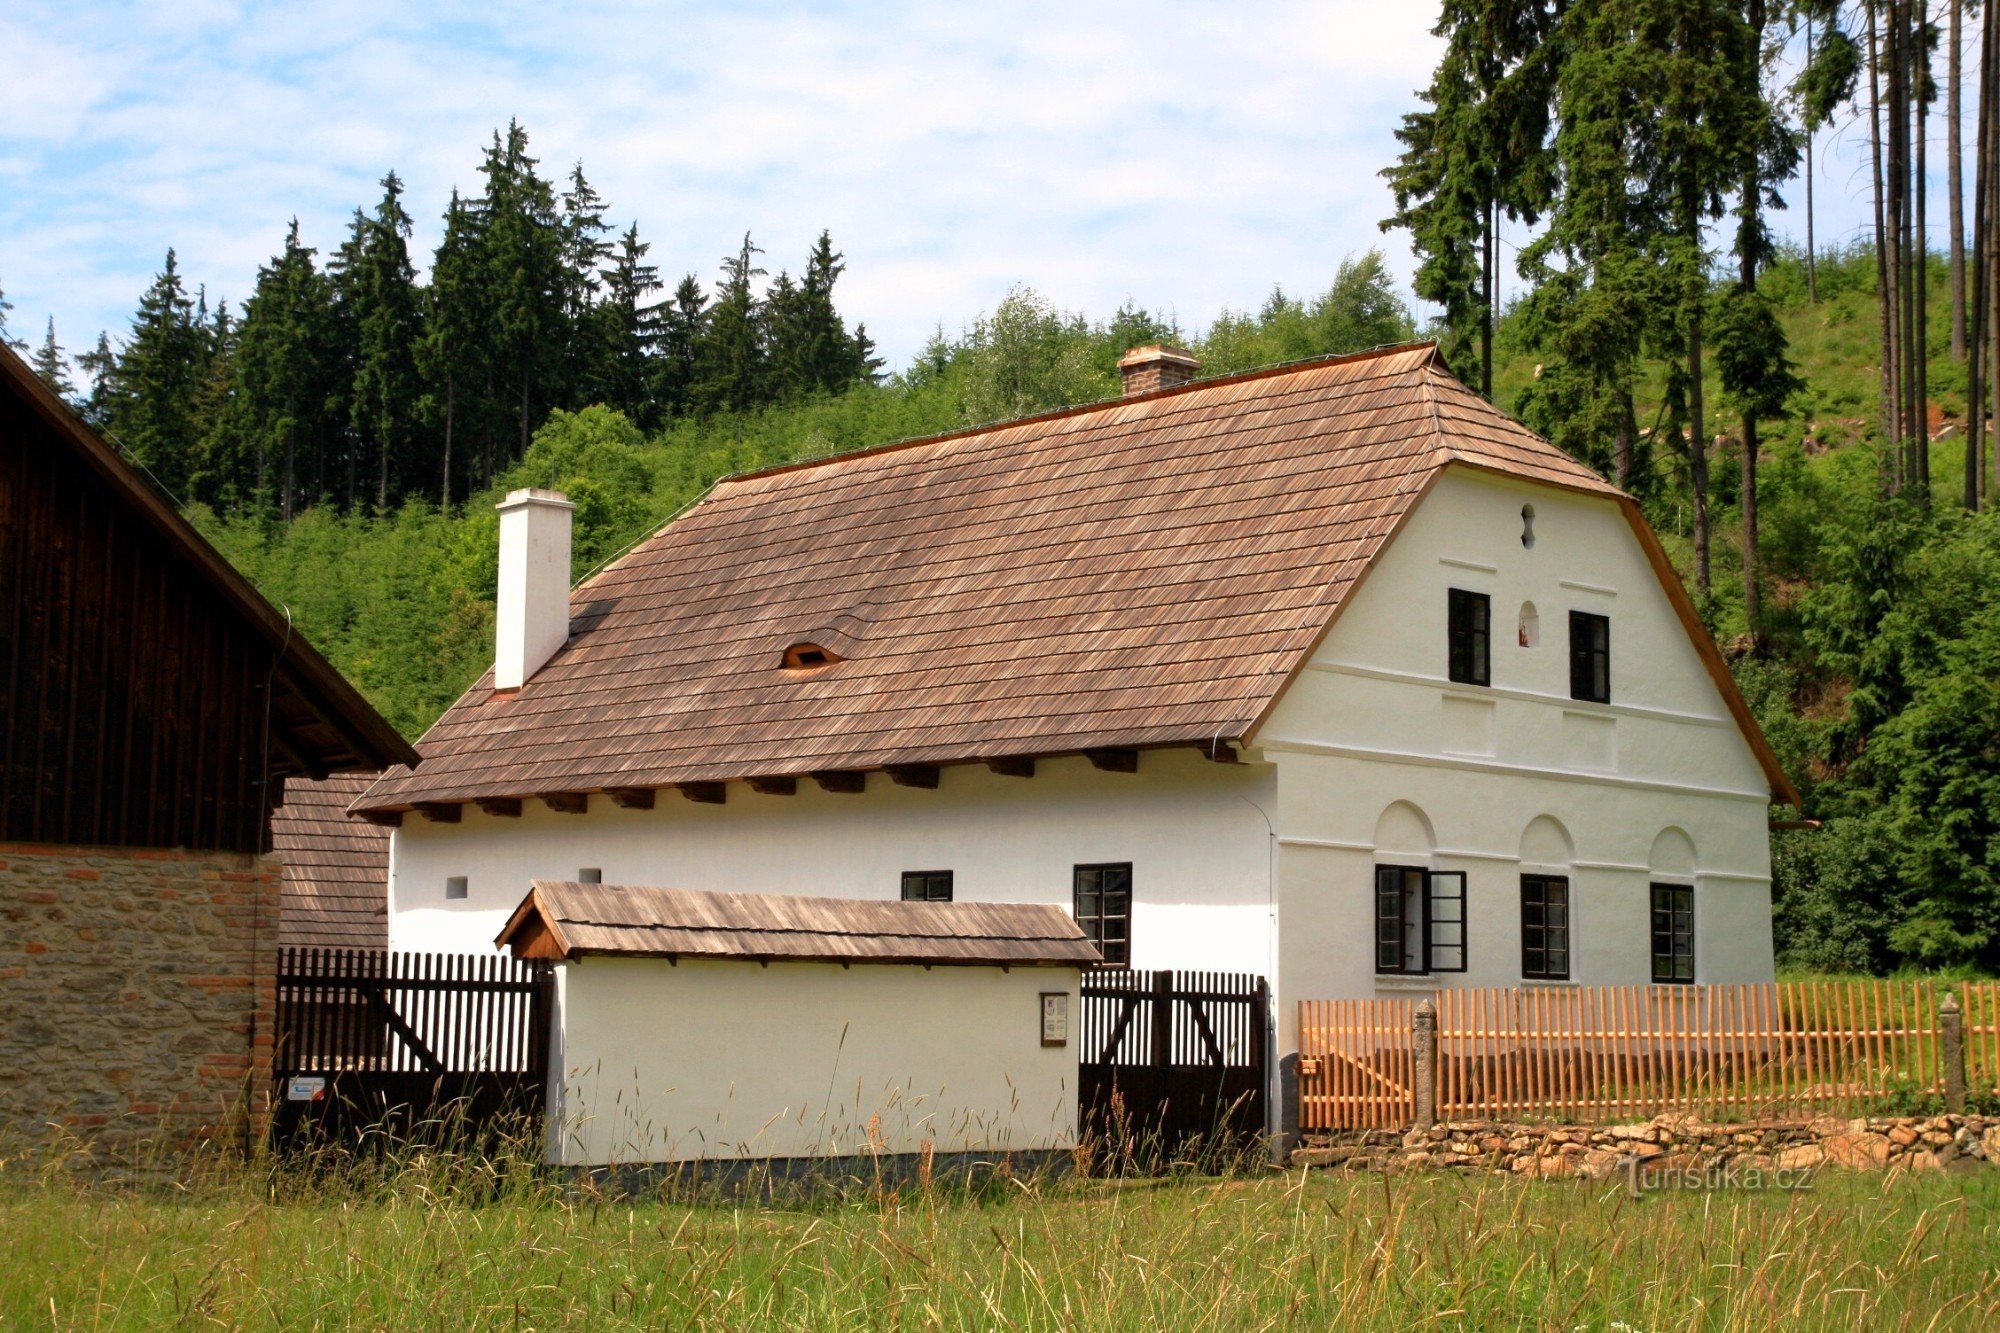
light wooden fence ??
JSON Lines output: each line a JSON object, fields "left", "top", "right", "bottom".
{"left": 1297, "top": 998, "right": 1416, "bottom": 1131}
{"left": 1298, "top": 980, "right": 1988, "bottom": 1132}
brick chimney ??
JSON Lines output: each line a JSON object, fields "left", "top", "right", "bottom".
{"left": 494, "top": 488, "right": 574, "bottom": 690}
{"left": 1117, "top": 344, "right": 1200, "bottom": 397}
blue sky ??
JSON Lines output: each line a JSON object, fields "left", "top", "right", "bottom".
{"left": 0, "top": 2, "right": 1932, "bottom": 375}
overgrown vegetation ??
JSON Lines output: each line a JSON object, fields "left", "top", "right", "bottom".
{"left": 3, "top": 1149, "right": 1995, "bottom": 1328}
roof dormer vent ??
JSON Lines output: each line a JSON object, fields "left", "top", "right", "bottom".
{"left": 783, "top": 642, "right": 842, "bottom": 670}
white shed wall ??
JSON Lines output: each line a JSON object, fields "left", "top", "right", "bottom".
{"left": 390, "top": 750, "right": 1277, "bottom": 978}
{"left": 550, "top": 957, "right": 1077, "bottom": 1164}
{"left": 1259, "top": 468, "right": 1775, "bottom": 1047}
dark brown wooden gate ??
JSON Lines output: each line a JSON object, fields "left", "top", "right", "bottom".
{"left": 1079, "top": 970, "right": 1268, "bottom": 1165}
{"left": 272, "top": 948, "right": 553, "bottom": 1151}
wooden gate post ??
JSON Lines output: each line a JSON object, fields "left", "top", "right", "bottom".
{"left": 1413, "top": 997, "right": 1439, "bottom": 1130}
{"left": 1940, "top": 992, "right": 1967, "bottom": 1114}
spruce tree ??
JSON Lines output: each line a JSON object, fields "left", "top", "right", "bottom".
{"left": 475, "top": 121, "right": 566, "bottom": 469}
{"left": 104, "top": 250, "right": 206, "bottom": 497}
{"left": 594, "top": 223, "right": 662, "bottom": 424}
{"left": 656, "top": 274, "right": 708, "bottom": 416}
{"left": 694, "top": 233, "right": 768, "bottom": 413}
{"left": 76, "top": 332, "right": 117, "bottom": 428}
{"left": 234, "top": 222, "right": 335, "bottom": 519}
{"left": 0, "top": 281, "right": 20, "bottom": 351}
{"left": 350, "top": 172, "right": 424, "bottom": 511}
{"left": 30, "top": 318, "right": 73, "bottom": 398}
{"left": 559, "top": 163, "right": 614, "bottom": 409}
{"left": 421, "top": 189, "right": 492, "bottom": 508}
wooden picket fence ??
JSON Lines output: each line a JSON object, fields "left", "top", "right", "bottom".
{"left": 1299, "top": 980, "right": 1995, "bottom": 1132}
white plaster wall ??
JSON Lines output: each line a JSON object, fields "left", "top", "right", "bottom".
{"left": 550, "top": 957, "right": 1077, "bottom": 1164}
{"left": 389, "top": 749, "right": 1277, "bottom": 978}
{"left": 1258, "top": 467, "right": 1776, "bottom": 1047}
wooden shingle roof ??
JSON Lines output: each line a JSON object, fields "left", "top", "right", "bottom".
{"left": 272, "top": 775, "right": 390, "bottom": 948}
{"left": 360, "top": 344, "right": 1793, "bottom": 810}
{"left": 497, "top": 882, "right": 1100, "bottom": 967}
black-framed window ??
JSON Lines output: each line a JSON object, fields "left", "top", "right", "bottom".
{"left": 1569, "top": 610, "right": 1610, "bottom": 703}
{"left": 1651, "top": 883, "right": 1694, "bottom": 984}
{"left": 1375, "top": 865, "right": 1466, "bottom": 975}
{"left": 1073, "top": 863, "right": 1132, "bottom": 967}
{"left": 900, "top": 870, "right": 953, "bottom": 902}
{"left": 1448, "top": 589, "right": 1491, "bottom": 686}
{"left": 1521, "top": 874, "right": 1571, "bottom": 981}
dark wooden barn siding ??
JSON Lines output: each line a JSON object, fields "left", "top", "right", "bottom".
{"left": 0, "top": 395, "right": 277, "bottom": 852}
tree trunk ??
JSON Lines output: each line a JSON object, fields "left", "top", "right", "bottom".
{"left": 1808, "top": 18, "right": 1820, "bottom": 304}
{"left": 1690, "top": 320, "right": 1710, "bottom": 597}
{"left": 1741, "top": 0, "right": 1766, "bottom": 646}
{"left": 1951, "top": 0, "right": 1968, "bottom": 359}
{"left": 1614, "top": 391, "right": 1635, "bottom": 490}
{"left": 1482, "top": 195, "right": 1496, "bottom": 399}
{"left": 1916, "top": 0, "right": 1933, "bottom": 500}
{"left": 1987, "top": 0, "right": 2000, "bottom": 495}
{"left": 441, "top": 374, "right": 455, "bottom": 511}
{"left": 1872, "top": 3, "right": 1903, "bottom": 487}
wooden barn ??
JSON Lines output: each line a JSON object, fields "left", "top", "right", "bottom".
{"left": 0, "top": 344, "right": 416, "bottom": 1159}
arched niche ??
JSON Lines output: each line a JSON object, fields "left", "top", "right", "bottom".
{"left": 1649, "top": 827, "right": 1698, "bottom": 878}
{"left": 1373, "top": 801, "right": 1437, "bottom": 860}
{"left": 1520, "top": 814, "right": 1574, "bottom": 868}
{"left": 1518, "top": 601, "right": 1540, "bottom": 648}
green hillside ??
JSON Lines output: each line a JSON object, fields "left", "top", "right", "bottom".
{"left": 199, "top": 248, "right": 2000, "bottom": 976}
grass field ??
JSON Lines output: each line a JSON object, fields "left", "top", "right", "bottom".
{"left": 4, "top": 1156, "right": 1998, "bottom": 1330}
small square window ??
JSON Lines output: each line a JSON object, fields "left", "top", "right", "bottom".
{"left": 445, "top": 875, "right": 468, "bottom": 901}
{"left": 1448, "top": 589, "right": 1491, "bottom": 686}
{"left": 900, "top": 870, "right": 953, "bottom": 902}
{"left": 579, "top": 867, "right": 603, "bottom": 885}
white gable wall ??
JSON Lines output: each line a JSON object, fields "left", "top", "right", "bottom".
{"left": 1258, "top": 467, "right": 1775, "bottom": 1055}
{"left": 388, "top": 749, "right": 1278, "bottom": 977}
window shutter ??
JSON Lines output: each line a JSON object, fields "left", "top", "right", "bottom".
{"left": 1427, "top": 871, "right": 1466, "bottom": 973}
{"left": 1569, "top": 611, "right": 1591, "bottom": 699}
{"left": 1375, "top": 866, "right": 1404, "bottom": 973}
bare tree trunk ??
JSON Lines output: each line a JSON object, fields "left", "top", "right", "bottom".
{"left": 1690, "top": 319, "right": 1710, "bottom": 596}
{"left": 1873, "top": 4, "right": 1904, "bottom": 487}
{"left": 1952, "top": 0, "right": 1968, "bottom": 358}
{"left": 1986, "top": 0, "right": 2000, "bottom": 496}
{"left": 1614, "top": 391, "right": 1635, "bottom": 491}
{"left": 1916, "top": 0, "right": 1933, "bottom": 500}
{"left": 1808, "top": 18, "right": 1821, "bottom": 304}
{"left": 1969, "top": 0, "right": 1989, "bottom": 509}
{"left": 441, "top": 374, "right": 455, "bottom": 511}
{"left": 1482, "top": 195, "right": 1496, "bottom": 398}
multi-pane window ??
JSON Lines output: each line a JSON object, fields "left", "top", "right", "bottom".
{"left": 1073, "top": 863, "right": 1132, "bottom": 967}
{"left": 1651, "top": 883, "right": 1695, "bottom": 984}
{"left": 1569, "top": 610, "right": 1611, "bottom": 703}
{"left": 1375, "top": 866, "right": 1467, "bottom": 975}
{"left": 900, "top": 870, "right": 954, "bottom": 902}
{"left": 1448, "top": 589, "right": 1491, "bottom": 686}
{"left": 1520, "top": 874, "right": 1571, "bottom": 981}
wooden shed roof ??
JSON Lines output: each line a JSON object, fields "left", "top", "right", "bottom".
{"left": 360, "top": 344, "right": 1794, "bottom": 809}
{"left": 0, "top": 345, "right": 417, "bottom": 778}
{"left": 497, "top": 881, "right": 1101, "bottom": 967}
{"left": 272, "top": 774, "right": 390, "bottom": 948}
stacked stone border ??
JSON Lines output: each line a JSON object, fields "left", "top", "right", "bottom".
{"left": 1, "top": 841, "right": 279, "bottom": 1164}
{"left": 1294, "top": 1113, "right": 2000, "bottom": 1180}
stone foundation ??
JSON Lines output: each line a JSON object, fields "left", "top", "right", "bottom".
{"left": 1296, "top": 1113, "right": 2000, "bottom": 1179}
{"left": 0, "top": 842, "right": 280, "bottom": 1164}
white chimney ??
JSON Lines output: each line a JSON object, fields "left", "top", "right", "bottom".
{"left": 494, "top": 488, "right": 574, "bottom": 690}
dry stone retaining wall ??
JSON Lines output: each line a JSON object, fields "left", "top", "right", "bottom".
{"left": 0, "top": 842, "right": 279, "bottom": 1164}
{"left": 1296, "top": 1113, "right": 2000, "bottom": 1180}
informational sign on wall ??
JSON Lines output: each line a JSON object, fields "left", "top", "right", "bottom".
{"left": 285, "top": 1076, "right": 327, "bottom": 1102}
{"left": 1040, "top": 992, "right": 1069, "bottom": 1047}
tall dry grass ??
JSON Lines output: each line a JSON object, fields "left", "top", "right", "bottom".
{"left": 3, "top": 1125, "right": 1997, "bottom": 1330}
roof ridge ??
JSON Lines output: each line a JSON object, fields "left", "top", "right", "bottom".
{"left": 716, "top": 341, "right": 1441, "bottom": 488}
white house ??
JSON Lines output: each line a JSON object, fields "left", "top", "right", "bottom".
{"left": 355, "top": 342, "right": 1793, "bottom": 1132}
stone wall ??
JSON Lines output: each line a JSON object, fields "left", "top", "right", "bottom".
{"left": 1297, "top": 1113, "right": 2000, "bottom": 1179}
{"left": 0, "top": 842, "right": 279, "bottom": 1163}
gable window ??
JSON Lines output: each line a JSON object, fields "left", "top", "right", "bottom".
{"left": 1073, "top": 863, "right": 1132, "bottom": 967}
{"left": 1375, "top": 866, "right": 1467, "bottom": 975}
{"left": 445, "top": 875, "right": 468, "bottom": 901}
{"left": 1650, "top": 883, "right": 1695, "bottom": 984}
{"left": 1448, "top": 589, "right": 1490, "bottom": 686}
{"left": 900, "top": 870, "right": 954, "bottom": 902}
{"left": 1520, "top": 874, "right": 1571, "bottom": 981}
{"left": 1569, "top": 611, "right": 1611, "bottom": 703}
